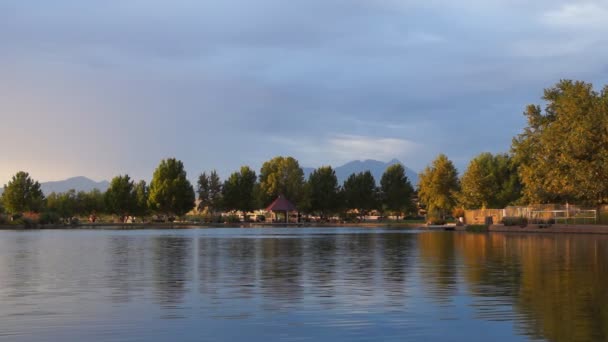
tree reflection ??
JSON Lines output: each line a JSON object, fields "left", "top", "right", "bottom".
{"left": 198, "top": 237, "right": 222, "bottom": 299}
{"left": 224, "top": 238, "right": 258, "bottom": 299}
{"left": 0, "top": 235, "right": 41, "bottom": 296}
{"left": 417, "top": 232, "right": 458, "bottom": 304}
{"left": 259, "top": 237, "right": 304, "bottom": 307}
{"left": 455, "top": 233, "right": 608, "bottom": 342}
{"left": 106, "top": 235, "right": 147, "bottom": 303}
{"left": 380, "top": 232, "right": 414, "bottom": 305}
{"left": 305, "top": 235, "right": 338, "bottom": 302}
{"left": 152, "top": 236, "right": 192, "bottom": 308}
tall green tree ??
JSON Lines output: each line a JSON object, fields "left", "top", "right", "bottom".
{"left": 343, "top": 171, "right": 377, "bottom": 219}
{"left": 418, "top": 154, "right": 459, "bottom": 219}
{"left": 76, "top": 189, "right": 106, "bottom": 216}
{"left": 458, "top": 153, "right": 521, "bottom": 209}
{"left": 380, "top": 164, "right": 415, "bottom": 219}
{"left": 221, "top": 166, "right": 257, "bottom": 219}
{"left": 105, "top": 175, "right": 137, "bottom": 217}
{"left": 307, "top": 166, "right": 340, "bottom": 219}
{"left": 259, "top": 156, "right": 305, "bottom": 206}
{"left": 148, "top": 158, "right": 195, "bottom": 217}
{"left": 1, "top": 171, "right": 45, "bottom": 214}
{"left": 512, "top": 80, "right": 608, "bottom": 204}
{"left": 133, "top": 180, "right": 149, "bottom": 218}
{"left": 197, "top": 170, "right": 222, "bottom": 213}
{"left": 46, "top": 190, "right": 77, "bottom": 220}
{"left": 197, "top": 172, "right": 209, "bottom": 211}
{"left": 208, "top": 171, "right": 222, "bottom": 210}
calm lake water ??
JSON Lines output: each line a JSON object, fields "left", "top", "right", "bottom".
{"left": 1, "top": 228, "right": 606, "bottom": 342}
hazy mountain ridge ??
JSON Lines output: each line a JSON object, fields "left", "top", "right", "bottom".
{"left": 38, "top": 176, "right": 110, "bottom": 195}
{"left": 6, "top": 176, "right": 111, "bottom": 196}
{"left": 303, "top": 159, "right": 418, "bottom": 186}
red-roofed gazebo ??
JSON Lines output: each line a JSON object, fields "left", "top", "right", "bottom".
{"left": 266, "top": 195, "right": 297, "bottom": 223}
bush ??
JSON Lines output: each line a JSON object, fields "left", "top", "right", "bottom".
{"left": 502, "top": 216, "right": 528, "bottom": 227}
{"left": 223, "top": 215, "right": 241, "bottom": 223}
{"left": 339, "top": 212, "right": 360, "bottom": 223}
{"left": 529, "top": 218, "right": 554, "bottom": 228}
{"left": 0, "top": 214, "right": 8, "bottom": 225}
{"left": 12, "top": 217, "right": 36, "bottom": 228}
{"left": 40, "top": 211, "right": 61, "bottom": 225}
{"left": 427, "top": 217, "right": 446, "bottom": 225}
{"left": 23, "top": 212, "right": 40, "bottom": 221}
{"left": 466, "top": 224, "right": 489, "bottom": 232}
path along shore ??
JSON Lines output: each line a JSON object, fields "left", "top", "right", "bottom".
{"left": 455, "top": 223, "right": 608, "bottom": 235}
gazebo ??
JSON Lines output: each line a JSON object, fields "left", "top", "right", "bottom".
{"left": 266, "top": 195, "right": 297, "bottom": 223}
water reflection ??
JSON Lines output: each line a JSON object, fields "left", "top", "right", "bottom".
{"left": 152, "top": 236, "right": 192, "bottom": 309}
{"left": 1, "top": 235, "right": 42, "bottom": 297}
{"left": 259, "top": 237, "right": 304, "bottom": 306}
{"left": 106, "top": 236, "right": 147, "bottom": 303}
{"left": 418, "top": 232, "right": 459, "bottom": 304}
{"left": 451, "top": 233, "right": 608, "bottom": 342}
{"left": 1, "top": 229, "right": 608, "bottom": 341}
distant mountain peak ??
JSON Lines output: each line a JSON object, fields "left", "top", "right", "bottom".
{"left": 40, "top": 176, "right": 110, "bottom": 195}
{"left": 303, "top": 159, "right": 418, "bottom": 185}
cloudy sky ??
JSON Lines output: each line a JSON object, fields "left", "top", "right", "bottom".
{"left": 2, "top": 0, "right": 608, "bottom": 184}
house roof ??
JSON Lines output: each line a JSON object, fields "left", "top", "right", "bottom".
{"left": 266, "top": 195, "right": 297, "bottom": 212}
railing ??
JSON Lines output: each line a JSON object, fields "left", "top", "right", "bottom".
{"left": 529, "top": 209, "right": 597, "bottom": 224}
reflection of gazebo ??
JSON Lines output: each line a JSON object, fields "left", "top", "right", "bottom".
{"left": 266, "top": 195, "right": 297, "bottom": 223}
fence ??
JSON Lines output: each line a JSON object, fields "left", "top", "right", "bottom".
{"left": 465, "top": 204, "right": 600, "bottom": 225}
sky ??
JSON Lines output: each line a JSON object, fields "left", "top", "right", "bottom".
{"left": 2, "top": 0, "right": 608, "bottom": 184}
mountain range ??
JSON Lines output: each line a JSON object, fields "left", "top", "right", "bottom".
{"left": 0, "top": 176, "right": 110, "bottom": 196}
{"left": 0, "top": 159, "right": 418, "bottom": 196}
{"left": 39, "top": 176, "right": 110, "bottom": 195}
{"left": 303, "top": 159, "right": 418, "bottom": 186}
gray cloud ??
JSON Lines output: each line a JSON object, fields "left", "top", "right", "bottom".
{"left": 1, "top": 0, "right": 608, "bottom": 183}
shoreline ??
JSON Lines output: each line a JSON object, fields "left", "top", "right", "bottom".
{"left": 453, "top": 223, "right": 608, "bottom": 235}
{"left": 489, "top": 223, "right": 608, "bottom": 235}
{"left": 0, "top": 222, "right": 425, "bottom": 230}
{"left": 4, "top": 222, "right": 608, "bottom": 234}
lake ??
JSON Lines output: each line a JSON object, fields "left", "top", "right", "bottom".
{"left": 0, "top": 228, "right": 606, "bottom": 341}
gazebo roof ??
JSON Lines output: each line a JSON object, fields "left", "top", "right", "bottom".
{"left": 266, "top": 195, "right": 297, "bottom": 212}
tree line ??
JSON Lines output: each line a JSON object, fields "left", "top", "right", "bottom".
{"left": 411, "top": 79, "right": 608, "bottom": 220}
{"left": 0, "top": 156, "right": 416, "bottom": 223}
{"left": 2, "top": 79, "right": 606, "bottom": 224}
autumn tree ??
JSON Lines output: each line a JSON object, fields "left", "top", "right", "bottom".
{"left": 418, "top": 154, "right": 459, "bottom": 219}
{"left": 1, "top": 171, "right": 45, "bottom": 214}
{"left": 259, "top": 156, "right": 305, "bottom": 205}
{"left": 380, "top": 164, "right": 415, "bottom": 219}
{"left": 458, "top": 153, "right": 521, "bottom": 209}
{"left": 512, "top": 80, "right": 608, "bottom": 204}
